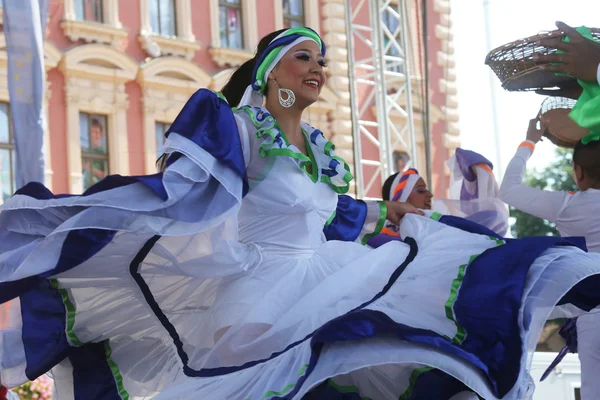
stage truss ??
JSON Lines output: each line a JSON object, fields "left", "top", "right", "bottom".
{"left": 345, "top": 0, "right": 419, "bottom": 199}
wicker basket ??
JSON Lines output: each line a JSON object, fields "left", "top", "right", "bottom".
{"left": 540, "top": 97, "right": 589, "bottom": 147}
{"left": 485, "top": 28, "right": 600, "bottom": 91}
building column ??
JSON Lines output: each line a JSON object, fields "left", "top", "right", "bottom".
{"left": 110, "top": 87, "right": 130, "bottom": 176}
{"left": 64, "top": 79, "right": 83, "bottom": 194}
{"left": 321, "top": 0, "right": 354, "bottom": 193}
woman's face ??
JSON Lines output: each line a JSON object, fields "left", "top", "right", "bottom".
{"left": 406, "top": 178, "right": 433, "bottom": 210}
{"left": 269, "top": 41, "right": 327, "bottom": 108}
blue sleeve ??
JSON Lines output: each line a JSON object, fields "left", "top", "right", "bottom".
{"left": 166, "top": 89, "right": 249, "bottom": 196}
{"left": 323, "top": 195, "right": 387, "bottom": 244}
{"left": 323, "top": 195, "right": 367, "bottom": 242}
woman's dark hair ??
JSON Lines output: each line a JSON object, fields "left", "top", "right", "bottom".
{"left": 573, "top": 139, "right": 600, "bottom": 182}
{"left": 221, "top": 29, "right": 287, "bottom": 107}
{"left": 382, "top": 172, "right": 400, "bottom": 201}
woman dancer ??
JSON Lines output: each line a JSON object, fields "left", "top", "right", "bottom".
{"left": 2, "top": 27, "right": 600, "bottom": 400}
{"left": 370, "top": 149, "right": 508, "bottom": 248}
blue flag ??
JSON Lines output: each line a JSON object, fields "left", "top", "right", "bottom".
{"left": 2, "top": 0, "right": 49, "bottom": 188}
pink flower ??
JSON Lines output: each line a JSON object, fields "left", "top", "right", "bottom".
{"left": 14, "top": 375, "right": 54, "bottom": 400}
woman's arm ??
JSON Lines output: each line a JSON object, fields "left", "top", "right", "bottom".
{"left": 499, "top": 120, "right": 570, "bottom": 222}
{"left": 323, "top": 196, "right": 421, "bottom": 244}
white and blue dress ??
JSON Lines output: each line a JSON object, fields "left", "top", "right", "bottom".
{"left": 1, "top": 90, "right": 600, "bottom": 400}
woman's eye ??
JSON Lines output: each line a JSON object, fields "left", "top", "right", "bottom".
{"left": 318, "top": 58, "right": 328, "bottom": 67}
{"left": 296, "top": 54, "right": 311, "bottom": 61}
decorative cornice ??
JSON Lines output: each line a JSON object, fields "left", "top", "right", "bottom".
{"left": 44, "top": 41, "right": 63, "bottom": 70}
{"left": 137, "top": 56, "right": 211, "bottom": 92}
{"left": 209, "top": 47, "right": 254, "bottom": 68}
{"left": 59, "top": 44, "right": 138, "bottom": 83}
{"left": 60, "top": 19, "right": 128, "bottom": 47}
{"left": 139, "top": 34, "right": 201, "bottom": 60}
{"left": 436, "top": 51, "right": 456, "bottom": 69}
{"left": 0, "top": 36, "right": 61, "bottom": 71}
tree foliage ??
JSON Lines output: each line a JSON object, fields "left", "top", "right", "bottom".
{"left": 510, "top": 147, "right": 577, "bottom": 238}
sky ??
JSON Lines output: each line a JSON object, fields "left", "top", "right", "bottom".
{"left": 452, "top": 0, "right": 600, "bottom": 179}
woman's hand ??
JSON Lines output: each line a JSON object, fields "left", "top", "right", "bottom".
{"left": 384, "top": 201, "right": 424, "bottom": 225}
{"left": 526, "top": 117, "right": 545, "bottom": 143}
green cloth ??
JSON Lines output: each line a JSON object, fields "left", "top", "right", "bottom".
{"left": 555, "top": 26, "right": 600, "bottom": 142}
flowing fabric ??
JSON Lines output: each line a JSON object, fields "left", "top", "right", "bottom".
{"left": 433, "top": 148, "right": 509, "bottom": 237}
{"left": 368, "top": 148, "right": 508, "bottom": 249}
{"left": 1, "top": 90, "right": 600, "bottom": 400}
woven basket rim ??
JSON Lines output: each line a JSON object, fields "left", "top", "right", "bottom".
{"left": 500, "top": 65, "right": 543, "bottom": 86}
{"left": 540, "top": 96, "right": 578, "bottom": 112}
{"left": 540, "top": 106, "right": 589, "bottom": 147}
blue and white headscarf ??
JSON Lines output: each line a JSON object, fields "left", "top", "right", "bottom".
{"left": 239, "top": 27, "right": 326, "bottom": 107}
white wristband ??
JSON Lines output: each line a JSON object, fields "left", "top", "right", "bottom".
{"left": 597, "top": 63, "right": 600, "bottom": 86}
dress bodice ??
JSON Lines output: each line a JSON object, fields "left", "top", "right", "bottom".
{"left": 239, "top": 156, "right": 338, "bottom": 254}
{"left": 233, "top": 106, "right": 349, "bottom": 254}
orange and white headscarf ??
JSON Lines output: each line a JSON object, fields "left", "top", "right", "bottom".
{"left": 389, "top": 168, "right": 421, "bottom": 203}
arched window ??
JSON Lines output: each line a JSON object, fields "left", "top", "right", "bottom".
{"left": 60, "top": 44, "right": 138, "bottom": 193}
{"left": 137, "top": 57, "right": 212, "bottom": 173}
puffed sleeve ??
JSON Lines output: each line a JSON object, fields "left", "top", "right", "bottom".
{"left": 323, "top": 195, "right": 387, "bottom": 245}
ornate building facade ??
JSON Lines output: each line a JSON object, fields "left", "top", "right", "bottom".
{"left": 0, "top": 0, "right": 460, "bottom": 198}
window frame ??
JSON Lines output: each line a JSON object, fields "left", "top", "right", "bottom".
{"left": 218, "top": 0, "right": 244, "bottom": 49}
{"left": 148, "top": 0, "right": 178, "bottom": 37}
{"left": 208, "top": 0, "right": 257, "bottom": 67}
{"left": 282, "top": 0, "right": 305, "bottom": 28}
{"left": 73, "top": 0, "right": 105, "bottom": 23}
{"left": 61, "top": 0, "right": 127, "bottom": 47}
{"left": 139, "top": 0, "right": 200, "bottom": 60}
{"left": 79, "top": 112, "right": 110, "bottom": 192}
{"left": 274, "top": 0, "right": 320, "bottom": 32}
{"left": 59, "top": 44, "right": 138, "bottom": 194}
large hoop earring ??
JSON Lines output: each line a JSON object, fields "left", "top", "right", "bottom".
{"left": 278, "top": 88, "right": 296, "bottom": 108}
{"left": 272, "top": 79, "right": 295, "bottom": 108}
{"left": 277, "top": 88, "right": 296, "bottom": 108}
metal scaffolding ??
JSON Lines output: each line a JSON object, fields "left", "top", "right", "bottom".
{"left": 345, "top": 0, "right": 418, "bottom": 199}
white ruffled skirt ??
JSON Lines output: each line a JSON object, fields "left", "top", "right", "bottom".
{"left": 1, "top": 133, "right": 600, "bottom": 400}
